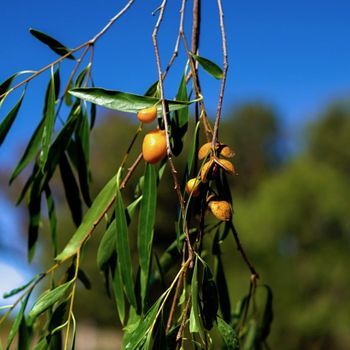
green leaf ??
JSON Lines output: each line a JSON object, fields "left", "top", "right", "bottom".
{"left": 97, "top": 196, "right": 142, "bottom": 271}
{"left": 111, "top": 260, "right": 125, "bottom": 325}
{"left": 3, "top": 274, "right": 39, "bottom": 298}
{"left": 40, "top": 67, "right": 56, "bottom": 171}
{"left": 192, "top": 54, "right": 223, "bottom": 79}
{"left": 243, "top": 320, "right": 257, "bottom": 350}
{"left": 189, "top": 258, "right": 205, "bottom": 340}
{"left": 27, "top": 281, "right": 72, "bottom": 324}
{"left": 138, "top": 164, "right": 157, "bottom": 309}
{"left": 6, "top": 293, "right": 31, "bottom": 349}
{"left": 259, "top": 285, "right": 273, "bottom": 341}
{"left": 77, "top": 269, "right": 91, "bottom": 290}
{"left": 33, "top": 337, "right": 49, "bottom": 350}
{"left": 0, "top": 71, "right": 33, "bottom": 105}
{"left": 144, "top": 80, "right": 159, "bottom": 97}
{"left": 217, "top": 316, "right": 240, "bottom": 350}
{"left": 44, "top": 186, "right": 57, "bottom": 256}
{"left": 59, "top": 153, "right": 82, "bottom": 227}
{"left": 202, "top": 267, "right": 218, "bottom": 330}
{"left": 55, "top": 173, "right": 117, "bottom": 262}
{"left": 29, "top": 28, "right": 75, "bottom": 60}
{"left": 115, "top": 178, "right": 137, "bottom": 308}
{"left": 69, "top": 87, "right": 197, "bottom": 114}
{"left": 0, "top": 91, "right": 24, "bottom": 146}
{"left": 10, "top": 118, "right": 45, "bottom": 183}
{"left": 123, "top": 298, "right": 162, "bottom": 350}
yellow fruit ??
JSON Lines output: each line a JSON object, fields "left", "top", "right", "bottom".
{"left": 137, "top": 106, "right": 158, "bottom": 123}
{"left": 208, "top": 200, "right": 232, "bottom": 221}
{"left": 200, "top": 160, "right": 214, "bottom": 183}
{"left": 215, "top": 158, "right": 235, "bottom": 175}
{"left": 198, "top": 142, "right": 215, "bottom": 160}
{"left": 142, "top": 129, "right": 167, "bottom": 164}
{"left": 185, "top": 178, "right": 201, "bottom": 197}
{"left": 220, "top": 145, "right": 235, "bottom": 158}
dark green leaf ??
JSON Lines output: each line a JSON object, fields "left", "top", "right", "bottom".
{"left": 18, "top": 316, "right": 30, "bottom": 350}
{"left": 47, "top": 302, "right": 67, "bottom": 348}
{"left": 77, "top": 269, "right": 91, "bottom": 290}
{"left": 69, "top": 87, "right": 197, "bottom": 113}
{"left": 33, "top": 337, "right": 49, "bottom": 350}
{"left": 29, "top": 28, "right": 75, "bottom": 60}
{"left": 6, "top": 293, "right": 31, "bottom": 349}
{"left": 0, "top": 91, "right": 24, "bottom": 146}
{"left": 27, "top": 282, "right": 72, "bottom": 325}
{"left": 213, "top": 230, "right": 231, "bottom": 323}
{"left": 59, "top": 153, "right": 82, "bottom": 226}
{"left": 90, "top": 102, "right": 96, "bottom": 129}
{"left": 192, "top": 54, "right": 223, "bottom": 79}
{"left": 97, "top": 196, "right": 141, "bottom": 271}
{"left": 202, "top": 267, "right": 218, "bottom": 330}
{"left": 144, "top": 81, "right": 159, "bottom": 97}
{"left": 0, "top": 71, "right": 33, "bottom": 104}
{"left": 55, "top": 173, "right": 117, "bottom": 262}
{"left": 10, "top": 118, "right": 45, "bottom": 183}
{"left": 44, "top": 186, "right": 57, "bottom": 256}
{"left": 259, "top": 285, "right": 273, "bottom": 341}
{"left": 115, "top": 178, "right": 137, "bottom": 308}
{"left": 217, "top": 316, "right": 240, "bottom": 350}
{"left": 138, "top": 164, "right": 157, "bottom": 309}
{"left": 40, "top": 67, "right": 56, "bottom": 171}
{"left": 74, "top": 64, "right": 91, "bottom": 88}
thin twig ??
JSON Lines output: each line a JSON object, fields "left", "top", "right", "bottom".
{"left": 176, "top": 292, "right": 192, "bottom": 342}
{"left": 152, "top": 0, "right": 193, "bottom": 261}
{"left": 0, "top": 0, "right": 135, "bottom": 101}
{"left": 162, "top": 0, "right": 186, "bottom": 80}
{"left": 211, "top": 0, "right": 228, "bottom": 148}
{"left": 120, "top": 152, "right": 143, "bottom": 189}
{"left": 230, "top": 222, "right": 259, "bottom": 278}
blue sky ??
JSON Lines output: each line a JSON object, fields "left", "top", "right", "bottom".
{"left": 0, "top": 0, "right": 349, "bottom": 297}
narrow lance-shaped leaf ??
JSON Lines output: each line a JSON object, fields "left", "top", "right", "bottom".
{"left": 3, "top": 274, "right": 40, "bottom": 299}
{"left": 260, "top": 285, "right": 273, "bottom": 341}
{"left": 6, "top": 293, "right": 31, "bottom": 350}
{"left": 44, "top": 185, "right": 58, "bottom": 257}
{"left": 59, "top": 152, "right": 82, "bottom": 227}
{"left": 97, "top": 196, "right": 142, "bottom": 271}
{"left": 40, "top": 67, "right": 56, "bottom": 171}
{"left": 192, "top": 53, "right": 223, "bottom": 79}
{"left": 138, "top": 164, "right": 157, "bottom": 309}
{"left": 0, "top": 71, "right": 34, "bottom": 105}
{"left": 189, "top": 257, "right": 205, "bottom": 340}
{"left": 123, "top": 298, "right": 162, "bottom": 350}
{"left": 55, "top": 173, "right": 117, "bottom": 262}
{"left": 216, "top": 316, "right": 240, "bottom": 350}
{"left": 10, "top": 118, "right": 45, "bottom": 183}
{"left": 29, "top": 28, "right": 75, "bottom": 60}
{"left": 69, "top": 87, "right": 199, "bottom": 114}
{"left": 27, "top": 281, "right": 72, "bottom": 325}
{"left": 115, "top": 175, "right": 137, "bottom": 308}
{"left": 111, "top": 260, "right": 125, "bottom": 325}
{"left": 0, "top": 91, "right": 25, "bottom": 146}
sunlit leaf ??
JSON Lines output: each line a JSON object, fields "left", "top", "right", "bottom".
{"left": 3, "top": 274, "right": 40, "bottom": 298}
{"left": 55, "top": 173, "right": 117, "bottom": 262}
{"left": 69, "top": 87, "right": 198, "bottom": 113}
{"left": 0, "top": 71, "right": 34, "bottom": 104}
{"left": 111, "top": 260, "right": 125, "bottom": 325}
{"left": 192, "top": 54, "right": 223, "bottom": 79}
{"left": 29, "top": 28, "right": 75, "bottom": 60}
{"left": 138, "top": 164, "right": 157, "bottom": 309}
{"left": 0, "top": 91, "right": 25, "bottom": 146}
{"left": 27, "top": 281, "right": 72, "bottom": 324}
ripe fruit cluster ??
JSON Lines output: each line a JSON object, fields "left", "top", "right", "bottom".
{"left": 185, "top": 141, "right": 235, "bottom": 221}
{"left": 137, "top": 106, "right": 167, "bottom": 164}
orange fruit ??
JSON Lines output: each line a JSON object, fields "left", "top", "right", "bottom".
{"left": 208, "top": 200, "right": 232, "bottom": 221}
{"left": 215, "top": 158, "right": 235, "bottom": 175}
{"left": 185, "top": 178, "right": 201, "bottom": 197}
{"left": 137, "top": 106, "right": 158, "bottom": 123}
{"left": 142, "top": 129, "right": 167, "bottom": 164}
{"left": 200, "top": 160, "right": 214, "bottom": 183}
{"left": 220, "top": 145, "right": 235, "bottom": 158}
